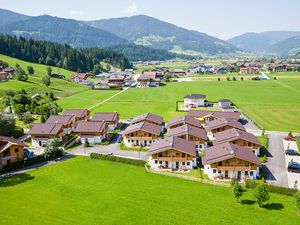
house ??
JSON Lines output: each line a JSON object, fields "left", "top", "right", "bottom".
{"left": 213, "top": 128, "right": 261, "bottom": 155}
{"left": 0, "top": 136, "right": 25, "bottom": 168}
{"left": 46, "top": 115, "right": 76, "bottom": 134}
{"left": 148, "top": 136, "right": 197, "bottom": 170}
{"left": 91, "top": 112, "right": 119, "bottom": 130}
{"left": 218, "top": 99, "right": 234, "bottom": 111}
{"left": 131, "top": 113, "right": 163, "bottom": 126}
{"left": 50, "top": 73, "right": 65, "bottom": 79}
{"left": 206, "top": 118, "right": 245, "bottom": 140}
{"left": 28, "top": 123, "right": 64, "bottom": 147}
{"left": 122, "top": 121, "right": 162, "bottom": 147}
{"left": 188, "top": 110, "right": 241, "bottom": 124}
{"left": 272, "top": 64, "right": 287, "bottom": 73}
{"left": 63, "top": 109, "right": 90, "bottom": 122}
{"left": 239, "top": 66, "right": 259, "bottom": 74}
{"left": 71, "top": 73, "right": 89, "bottom": 84}
{"left": 0, "top": 71, "right": 9, "bottom": 81}
{"left": 184, "top": 94, "right": 207, "bottom": 107}
{"left": 202, "top": 142, "right": 260, "bottom": 180}
{"left": 108, "top": 75, "right": 126, "bottom": 88}
{"left": 167, "top": 115, "right": 202, "bottom": 130}
{"left": 167, "top": 124, "right": 207, "bottom": 150}
{"left": 137, "top": 71, "right": 161, "bottom": 88}
{"left": 74, "top": 121, "right": 108, "bottom": 144}
{"left": 170, "top": 69, "right": 186, "bottom": 76}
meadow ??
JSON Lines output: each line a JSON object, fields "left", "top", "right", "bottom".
{"left": 0, "top": 156, "right": 298, "bottom": 225}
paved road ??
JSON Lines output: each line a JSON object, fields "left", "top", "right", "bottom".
{"left": 264, "top": 134, "right": 289, "bottom": 187}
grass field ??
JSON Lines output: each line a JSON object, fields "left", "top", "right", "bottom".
{"left": 0, "top": 54, "right": 88, "bottom": 98}
{"left": 0, "top": 157, "right": 298, "bottom": 225}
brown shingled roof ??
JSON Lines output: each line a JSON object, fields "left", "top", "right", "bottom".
{"left": 167, "top": 115, "right": 202, "bottom": 129}
{"left": 202, "top": 142, "right": 260, "bottom": 165}
{"left": 91, "top": 112, "right": 119, "bottom": 122}
{"left": 123, "top": 121, "right": 161, "bottom": 136}
{"left": 28, "top": 123, "right": 63, "bottom": 135}
{"left": 184, "top": 94, "right": 206, "bottom": 99}
{"left": 131, "top": 113, "right": 163, "bottom": 125}
{"left": 63, "top": 109, "right": 89, "bottom": 118}
{"left": 46, "top": 115, "right": 74, "bottom": 126}
{"left": 74, "top": 121, "right": 105, "bottom": 133}
{"left": 213, "top": 128, "right": 261, "bottom": 146}
{"left": 148, "top": 136, "right": 196, "bottom": 156}
{"left": 206, "top": 118, "right": 245, "bottom": 132}
{"left": 188, "top": 110, "right": 241, "bottom": 120}
{"left": 167, "top": 124, "right": 207, "bottom": 140}
{"left": 0, "top": 136, "right": 26, "bottom": 153}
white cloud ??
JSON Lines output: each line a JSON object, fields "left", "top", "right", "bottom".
{"left": 123, "top": 3, "right": 138, "bottom": 14}
{"left": 70, "top": 10, "right": 84, "bottom": 16}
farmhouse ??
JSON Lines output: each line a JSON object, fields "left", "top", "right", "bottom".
{"left": 184, "top": 94, "right": 207, "bottom": 107}
{"left": 46, "top": 115, "right": 76, "bottom": 134}
{"left": 148, "top": 136, "right": 197, "bottom": 171}
{"left": 50, "top": 73, "right": 65, "bottom": 79}
{"left": 63, "top": 109, "right": 90, "bottom": 122}
{"left": 28, "top": 123, "right": 64, "bottom": 147}
{"left": 272, "top": 64, "right": 287, "bottom": 72}
{"left": 218, "top": 99, "right": 234, "bottom": 111}
{"left": 71, "top": 73, "right": 89, "bottom": 84}
{"left": 239, "top": 66, "right": 259, "bottom": 74}
{"left": 131, "top": 113, "right": 163, "bottom": 126}
{"left": 170, "top": 69, "right": 186, "bottom": 76}
{"left": 108, "top": 75, "right": 126, "bottom": 88}
{"left": 91, "top": 112, "right": 119, "bottom": 130}
{"left": 74, "top": 121, "right": 108, "bottom": 144}
{"left": 137, "top": 71, "right": 161, "bottom": 88}
{"left": 188, "top": 110, "right": 241, "bottom": 124}
{"left": 0, "top": 136, "right": 25, "bottom": 168}
{"left": 202, "top": 142, "right": 260, "bottom": 180}
{"left": 213, "top": 128, "right": 261, "bottom": 155}
{"left": 167, "top": 115, "right": 202, "bottom": 130}
{"left": 206, "top": 118, "right": 245, "bottom": 139}
{"left": 167, "top": 124, "right": 207, "bottom": 150}
{"left": 122, "top": 121, "right": 162, "bottom": 147}
{"left": 0, "top": 71, "right": 9, "bottom": 81}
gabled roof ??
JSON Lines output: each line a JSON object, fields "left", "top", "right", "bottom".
{"left": 63, "top": 109, "right": 89, "bottom": 118}
{"left": 219, "top": 99, "right": 232, "bottom": 103}
{"left": 213, "top": 128, "right": 261, "bottom": 146}
{"left": 46, "top": 115, "right": 74, "bottom": 126}
{"left": 202, "top": 142, "right": 260, "bottom": 165}
{"left": 91, "top": 112, "right": 119, "bottom": 122}
{"left": 28, "top": 123, "right": 63, "bottom": 135}
{"left": 184, "top": 94, "right": 206, "bottom": 99}
{"left": 167, "top": 115, "right": 202, "bottom": 129}
{"left": 108, "top": 75, "right": 125, "bottom": 81}
{"left": 131, "top": 113, "right": 163, "bottom": 125}
{"left": 71, "top": 73, "right": 89, "bottom": 79}
{"left": 188, "top": 110, "right": 241, "bottom": 120}
{"left": 167, "top": 124, "right": 207, "bottom": 140}
{"left": 206, "top": 118, "right": 245, "bottom": 132}
{"left": 74, "top": 121, "right": 105, "bottom": 133}
{"left": 148, "top": 136, "right": 196, "bottom": 156}
{"left": 123, "top": 121, "right": 161, "bottom": 136}
{"left": 0, "top": 136, "right": 26, "bottom": 153}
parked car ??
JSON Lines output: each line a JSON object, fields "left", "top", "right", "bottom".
{"left": 288, "top": 162, "right": 300, "bottom": 173}
{"left": 285, "top": 149, "right": 300, "bottom": 156}
{"left": 117, "top": 136, "right": 123, "bottom": 143}
{"left": 107, "top": 152, "right": 114, "bottom": 156}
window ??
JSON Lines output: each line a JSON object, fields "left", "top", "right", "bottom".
{"left": 245, "top": 162, "right": 249, "bottom": 167}
{"left": 158, "top": 153, "right": 162, "bottom": 157}
{"left": 187, "top": 162, "right": 190, "bottom": 166}
{"left": 245, "top": 171, "right": 249, "bottom": 176}
{"left": 182, "top": 153, "right": 186, "bottom": 157}
{"left": 248, "top": 143, "right": 252, "bottom": 147}
{"left": 149, "top": 140, "right": 152, "bottom": 144}
{"left": 14, "top": 148, "right": 19, "bottom": 153}
{"left": 182, "top": 162, "right": 185, "bottom": 166}
{"left": 176, "top": 152, "right": 180, "bottom": 156}
{"left": 159, "top": 161, "right": 162, "bottom": 165}
{"left": 213, "top": 169, "right": 217, "bottom": 174}
{"left": 154, "top": 160, "right": 158, "bottom": 164}
{"left": 250, "top": 171, "right": 253, "bottom": 176}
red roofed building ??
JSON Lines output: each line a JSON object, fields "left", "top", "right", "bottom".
{"left": 71, "top": 73, "right": 90, "bottom": 84}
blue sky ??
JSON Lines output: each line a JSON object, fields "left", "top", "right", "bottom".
{"left": 1, "top": 0, "right": 299, "bottom": 39}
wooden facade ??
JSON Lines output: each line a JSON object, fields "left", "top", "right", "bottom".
{"left": 0, "top": 144, "right": 24, "bottom": 167}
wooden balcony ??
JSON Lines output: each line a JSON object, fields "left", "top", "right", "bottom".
{"left": 157, "top": 157, "right": 193, "bottom": 161}
{"left": 217, "top": 166, "right": 251, "bottom": 171}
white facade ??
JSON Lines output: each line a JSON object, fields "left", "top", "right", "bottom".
{"left": 123, "top": 137, "right": 155, "bottom": 147}
{"left": 196, "top": 142, "right": 208, "bottom": 151}
{"left": 184, "top": 98, "right": 205, "bottom": 107}
{"left": 80, "top": 135, "right": 104, "bottom": 145}
{"left": 31, "top": 137, "right": 62, "bottom": 147}
{"left": 108, "top": 124, "right": 116, "bottom": 131}
{"left": 149, "top": 157, "right": 197, "bottom": 170}
{"left": 203, "top": 165, "right": 259, "bottom": 180}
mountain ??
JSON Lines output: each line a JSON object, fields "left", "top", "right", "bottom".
{"left": 86, "top": 15, "right": 238, "bottom": 55}
{"left": 0, "top": 8, "right": 30, "bottom": 27}
{"left": 0, "top": 15, "right": 129, "bottom": 48}
{"left": 267, "top": 35, "right": 300, "bottom": 55}
{"left": 261, "top": 31, "right": 300, "bottom": 43}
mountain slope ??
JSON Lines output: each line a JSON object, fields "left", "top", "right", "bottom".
{"left": 87, "top": 15, "right": 238, "bottom": 55}
{"left": 267, "top": 35, "right": 300, "bottom": 55}
{"left": 0, "top": 15, "right": 129, "bottom": 48}
{"left": 0, "top": 8, "right": 30, "bottom": 27}
{"left": 261, "top": 31, "right": 300, "bottom": 43}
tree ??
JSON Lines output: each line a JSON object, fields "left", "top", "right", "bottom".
{"left": 226, "top": 76, "right": 230, "bottom": 81}
{"left": 294, "top": 192, "right": 300, "bottom": 215}
{"left": 44, "top": 139, "right": 63, "bottom": 159}
{"left": 232, "top": 76, "right": 237, "bottom": 81}
{"left": 15, "top": 67, "right": 28, "bottom": 82}
{"left": 0, "top": 113, "right": 16, "bottom": 136}
{"left": 241, "top": 77, "right": 244, "bottom": 81}
{"left": 47, "top": 66, "right": 52, "bottom": 76}
{"left": 232, "top": 183, "right": 243, "bottom": 202}
{"left": 164, "top": 74, "right": 172, "bottom": 82}
{"left": 49, "top": 91, "right": 54, "bottom": 100}
{"left": 288, "top": 131, "right": 293, "bottom": 138}
{"left": 14, "top": 104, "right": 26, "bottom": 118}
{"left": 40, "top": 115, "right": 46, "bottom": 123}
{"left": 217, "top": 77, "right": 221, "bottom": 81}
{"left": 253, "top": 184, "right": 270, "bottom": 207}
{"left": 84, "top": 138, "right": 90, "bottom": 148}
{"left": 42, "top": 75, "right": 51, "bottom": 87}
{"left": 27, "top": 66, "right": 34, "bottom": 75}
{"left": 22, "top": 113, "right": 35, "bottom": 124}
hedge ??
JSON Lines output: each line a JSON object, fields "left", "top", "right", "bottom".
{"left": 90, "top": 153, "right": 145, "bottom": 167}
{"left": 266, "top": 184, "right": 298, "bottom": 196}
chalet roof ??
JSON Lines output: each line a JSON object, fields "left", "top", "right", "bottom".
{"left": 213, "top": 128, "right": 261, "bottom": 146}
{"left": 74, "top": 121, "right": 105, "bottom": 133}
{"left": 46, "top": 115, "right": 74, "bottom": 126}
{"left": 188, "top": 110, "right": 241, "bottom": 120}
{"left": 167, "top": 124, "right": 207, "bottom": 140}
{"left": 91, "top": 112, "right": 119, "bottom": 122}
{"left": 184, "top": 94, "right": 206, "bottom": 99}
{"left": 206, "top": 118, "right": 245, "bottom": 132}
{"left": 28, "top": 123, "right": 63, "bottom": 135}
{"left": 148, "top": 136, "right": 196, "bottom": 156}
{"left": 108, "top": 75, "right": 125, "bottom": 81}
{"left": 219, "top": 99, "right": 232, "bottom": 103}
{"left": 71, "top": 73, "right": 89, "bottom": 79}
{"left": 0, "top": 136, "right": 26, "bottom": 153}
{"left": 131, "top": 113, "right": 163, "bottom": 125}
{"left": 123, "top": 121, "right": 161, "bottom": 136}
{"left": 63, "top": 109, "right": 89, "bottom": 118}
{"left": 167, "top": 115, "right": 202, "bottom": 129}
{"left": 202, "top": 142, "right": 260, "bottom": 165}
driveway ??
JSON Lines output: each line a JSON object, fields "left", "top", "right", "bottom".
{"left": 263, "top": 134, "right": 289, "bottom": 187}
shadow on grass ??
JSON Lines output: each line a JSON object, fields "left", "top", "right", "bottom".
{"left": 50, "top": 87, "right": 63, "bottom": 91}
{"left": 263, "top": 203, "right": 284, "bottom": 210}
{"left": 0, "top": 173, "right": 34, "bottom": 187}
{"left": 241, "top": 199, "right": 255, "bottom": 205}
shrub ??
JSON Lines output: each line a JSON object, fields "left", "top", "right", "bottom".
{"left": 226, "top": 76, "right": 230, "bottom": 81}
{"left": 266, "top": 184, "right": 298, "bottom": 196}
{"left": 233, "top": 183, "right": 243, "bottom": 202}
{"left": 240, "top": 77, "right": 244, "bottom": 81}
{"left": 42, "top": 75, "right": 51, "bottom": 87}
{"left": 230, "top": 177, "right": 238, "bottom": 187}
{"left": 217, "top": 77, "right": 220, "bottom": 81}
{"left": 27, "top": 66, "right": 34, "bottom": 75}
{"left": 254, "top": 184, "right": 270, "bottom": 207}
{"left": 90, "top": 153, "right": 145, "bottom": 167}
{"left": 84, "top": 138, "right": 90, "bottom": 148}
{"left": 15, "top": 67, "right": 28, "bottom": 81}
{"left": 294, "top": 192, "right": 300, "bottom": 215}
{"left": 245, "top": 180, "right": 258, "bottom": 189}
{"left": 232, "top": 76, "right": 237, "bottom": 81}
{"left": 44, "top": 139, "right": 64, "bottom": 159}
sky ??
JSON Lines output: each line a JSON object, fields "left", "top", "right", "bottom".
{"left": 1, "top": 0, "right": 300, "bottom": 40}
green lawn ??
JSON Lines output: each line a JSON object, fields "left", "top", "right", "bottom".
{"left": 0, "top": 157, "right": 298, "bottom": 225}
